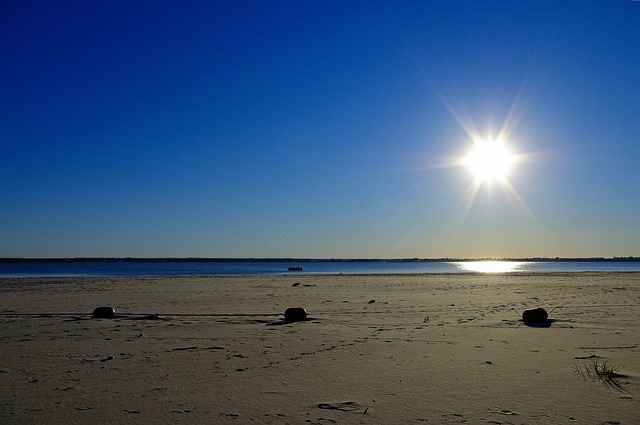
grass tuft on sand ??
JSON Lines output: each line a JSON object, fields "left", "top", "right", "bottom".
{"left": 575, "top": 357, "right": 629, "bottom": 392}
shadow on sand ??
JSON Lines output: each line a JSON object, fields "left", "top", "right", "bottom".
{"left": 520, "top": 319, "right": 555, "bottom": 328}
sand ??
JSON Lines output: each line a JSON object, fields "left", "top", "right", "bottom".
{"left": 1, "top": 273, "right": 639, "bottom": 424}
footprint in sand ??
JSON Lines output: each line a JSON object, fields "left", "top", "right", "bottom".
{"left": 317, "top": 401, "right": 362, "bottom": 412}
{"left": 488, "top": 407, "right": 519, "bottom": 416}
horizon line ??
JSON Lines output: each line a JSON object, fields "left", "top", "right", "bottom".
{"left": 2, "top": 256, "right": 639, "bottom": 263}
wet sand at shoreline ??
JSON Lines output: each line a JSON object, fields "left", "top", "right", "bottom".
{"left": 1, "top": 273, "right": 639, "bottom": 424}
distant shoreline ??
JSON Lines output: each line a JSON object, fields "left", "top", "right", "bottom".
{"left": 1, "top": 257, "right": 639, "bottom": 263}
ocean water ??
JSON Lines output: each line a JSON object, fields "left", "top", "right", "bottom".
{"left": 1, "top": 260, "right": 639, "bottom": 278}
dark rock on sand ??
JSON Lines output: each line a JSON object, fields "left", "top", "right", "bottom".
{"left": 92, "top": 306, "right": 116, "bottom": 319}
{"left": 522, "top": 307, "right": 548, "bottom": 323}
{"left": 284, "top": 307, "right": 308, "bottom": 322}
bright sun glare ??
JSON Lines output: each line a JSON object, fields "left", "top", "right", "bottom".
{"left": 425, "top": 86, "right": 544, "bottom": 250}
{"left": 464, "top": 138, "right": 517, "bottom": 184}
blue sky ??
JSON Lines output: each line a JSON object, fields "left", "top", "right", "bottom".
{"left": 2, "top": 1, "right": 639, "bottom": 259}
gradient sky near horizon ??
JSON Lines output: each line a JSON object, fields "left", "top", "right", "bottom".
{"left": 2, "top": 1, "right": 639, "bottom": 259}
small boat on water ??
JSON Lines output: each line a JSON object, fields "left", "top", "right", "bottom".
{"left": 288, "top": 266, "right": 303, "bottom": 271}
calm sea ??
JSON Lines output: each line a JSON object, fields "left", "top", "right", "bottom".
{"left": 1, "top": 260, "right": 639, "bottom": 278}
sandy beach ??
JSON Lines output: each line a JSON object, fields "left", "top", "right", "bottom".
{"left": 1, "top": 273, "right": 639, "bottom": 424}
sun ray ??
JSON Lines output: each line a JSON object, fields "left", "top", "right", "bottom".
{"left": 496, "top": 84, "right": 528, "bottom": 143}
{"left": 446, "top": 179, "right": 483, "bottom": 255}
{"left": 499, "top": 178, "right": 549, "bottom": 239}
{"left": 422, "top": 74, "right": 480, "bottom": 142}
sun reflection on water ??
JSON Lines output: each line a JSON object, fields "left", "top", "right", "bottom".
{"left": 453, "top": 261, "right": 528, "bottom": 273}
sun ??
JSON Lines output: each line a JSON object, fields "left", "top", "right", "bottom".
{"left": 463, "top": 138, "right": 517, "bottom": 184}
